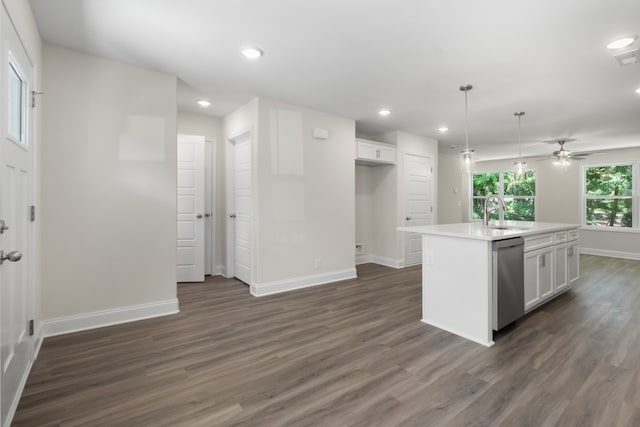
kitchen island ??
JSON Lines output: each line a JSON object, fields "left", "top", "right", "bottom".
{"left": 398, "top": 221, "right": 580, "bottom": 346}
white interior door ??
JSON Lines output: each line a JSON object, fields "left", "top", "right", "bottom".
{"left": 233, "top": 138, "right": 252, "bottom": 284}
{"left": 403, "top": 153, "right": 433, "bottom": 266}
{"left": 1, "top": 9, "right": 34, "bottom": 426}
{"left": 226, "top": 131, "right": 252, "bottom": 285}
{"left": 176, "top": 134, "right": 205, "bottom": 282}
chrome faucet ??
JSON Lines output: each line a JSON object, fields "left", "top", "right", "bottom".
{"left": 483, "top": 195, "right": 506, "bottom": 226}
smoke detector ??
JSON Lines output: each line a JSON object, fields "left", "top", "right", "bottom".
{"left": 614, "top": 49, "right": 640, "bottom": 66}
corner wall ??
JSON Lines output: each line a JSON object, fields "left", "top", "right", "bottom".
{"left": 40, "top": 44, "right": 178, "bottom": 332}
{"left": 252, "top": 98, "right": 356, "bottom": 294}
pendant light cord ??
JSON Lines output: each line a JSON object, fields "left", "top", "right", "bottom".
{"left": 465, "top": 90, "right": 469, "bottom": 152}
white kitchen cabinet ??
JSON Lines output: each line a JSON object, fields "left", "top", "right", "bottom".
{"left": 524, "top": 227, "right": 579, "bottom": 313}
{"left": 355, "top": 139, "right": 396, "bottom": 165}
{"left": 554, "top": 244, "right": 569, "bottom": 293}
{"left": 524, "top": 246, "right": 554, "bottom": 311}
{"left": 568, "top": 241, "right": 579, "bottom": 285}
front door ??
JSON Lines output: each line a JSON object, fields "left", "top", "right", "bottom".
{"left": 0, "top": 8, "right": 35, "bottom": 426}
{"left": 176, "top": 134, "right": 205, "bottom": 282}
{"left": 403, "top": 153, "right": 433, "bottom": 266}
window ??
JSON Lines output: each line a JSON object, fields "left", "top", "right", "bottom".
{"left": 583, "top": 164, "right": 638, "bottom": 229}
{"left": 8, "top": 53, "right": 27, "bottom": 144}
{"left": 472, "top": 171, "right": 536, "bottom": 221}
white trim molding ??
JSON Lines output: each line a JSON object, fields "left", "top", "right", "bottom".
{"left": 250, "top": 268, "right": 357, "bottom": 297}
{"left": 370, "top": 255, "right": 405, "bottom": 269}
{"left": 356, "top": 254, "right": 372, "bottom": 265}
{"left": 38, "top": 299, "right": 179, "bottom": 338}
{"left": 580, "top": 247, "right": 640, "bottom": 261}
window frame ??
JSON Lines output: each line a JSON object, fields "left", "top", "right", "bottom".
{"left": 7, "top": 50, "right": 29, "bottom": 147}
{"left": 470, "top": 169, "right": 537, "bottom": 222}
{"left": 581, "top": 162, "right": 640, "bottom": 231}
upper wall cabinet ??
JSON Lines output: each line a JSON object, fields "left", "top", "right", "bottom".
{"left": 355, "top": 138, "right": 396, "bottom": 166}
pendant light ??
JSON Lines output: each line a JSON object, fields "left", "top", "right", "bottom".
{"left": 459, "top": 84, "right": 474, "bottom": 174}
{"left": 513, "top": 111, "right": 526, "bottom": 180}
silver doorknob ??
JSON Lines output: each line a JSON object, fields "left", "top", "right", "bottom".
{"left": 204, "top": 213, "right": 211, "bottom": 218}
{"left": 406, "top": 217, "right": 412, "bottom": 221}
{"left": 229, "top": 213, "right": 236, "bottom": 218}
{"left": 196, "top": 214, "right": 203, "bottom": 219}
{"left": 0, "top": 250, "right": 22, "bottom": 265}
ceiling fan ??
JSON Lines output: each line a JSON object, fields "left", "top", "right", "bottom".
{"left": 547, "top": 138, "right": 590, "bottom": 161}
{"left": 539, "top": 138, "right": 594, "bottom": 172}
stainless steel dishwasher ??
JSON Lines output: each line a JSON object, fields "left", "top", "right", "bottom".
{"left": 492, "top": 237, "right": 525, "bottom": 331}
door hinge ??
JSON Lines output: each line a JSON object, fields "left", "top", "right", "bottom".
{"left": 31, "top": 91, "right": 44, "bottom": 108}
{"left": 29, "top": 319, "right": 34, "bottom": 336}
{"left": 30, "top": 205, "right": 36, "bottom": 222}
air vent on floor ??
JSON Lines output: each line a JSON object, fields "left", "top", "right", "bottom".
{"left": 614, "top": 49, "right": 640, "bottom": 66}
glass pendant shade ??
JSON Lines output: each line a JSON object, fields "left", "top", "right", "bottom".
{"left": 514, "top": 160, "right": 527, "bottom": 179}
{"left": 460, "top": 149, "right": 474, "bottom": 174}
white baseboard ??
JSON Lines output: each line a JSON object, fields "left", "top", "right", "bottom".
{"left": 33, "top": 326, "right": 44, "bottom": 359}
{"left": 250, "top": 268, "right": 357, "bottom": 297}
{"left": 421, "top": 318, "right": 494, "bottom": 348}
{"left": 580, "top": 247, "right": 640, "bottom": 261}
{"left": 370, "top": 255, "right": 405, "bottom": 269}
{"left": 356, "top": 254, "right": 372, "bottom": 265}
{"left": 5, "top": 359, "right": 33, "bottom": 427}
{"left": 216, "top": 264, "right": 227, "bottom": 276}
{"left": 38, "top": 299, "right": 179, "bottom": 338}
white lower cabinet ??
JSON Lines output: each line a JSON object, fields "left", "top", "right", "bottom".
{"left": 568, "top": 241, "right": 579, "bottom": 285}
{"left": 524, "top": 228, "right": 579, "bottom": 313}
{"left": 554, "top": 244, "right": 569, "bottom": 293}
{"left": 524, "top": 246, "right": 554, "bottom": 311}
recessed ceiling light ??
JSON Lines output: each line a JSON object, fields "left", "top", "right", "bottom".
{"left": 378, "top": 108, "right": 391, "bottom": 116}
{"left": 197, "top": 99, "right": 211, "bottom": 107}
{"left": 606, "top": 35, "right": 637, "bottom": 50}
{"left": 241, "top": 47, "right": 264, "bottom": 59}
{"left": 438, "top": 126, "right": 449, "bottom": 133}
{"left": 636, "top": 87, "right": 640, "bottom": 94}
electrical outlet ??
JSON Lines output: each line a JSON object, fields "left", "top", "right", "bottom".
{"left": 315, "top": 258, "right": 321, "bottom": 269}
{"left": 424, "top": 251, "right": 434, "bottom": 265}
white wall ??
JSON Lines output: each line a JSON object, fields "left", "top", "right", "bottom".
{"left": 40, "top": 44, "right": 178, "bottom": 321}
{"left": 177, "top": 111, "right": 225, "bottom": 270}
{"left": 437, "top": 151, "right": 465, "bottom": 224}
{"left": 355, "top": 165, "right": 373, "bottom": 261}
{"left": 254, "top": 98, "right": 356, "bottom": 287}
{"left": 472, "top": 146, "right": 640, "bottom": 259}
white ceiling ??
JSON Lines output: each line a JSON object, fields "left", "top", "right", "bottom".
{"left": 29, "top": 0, "right": 640, "bottom": 160}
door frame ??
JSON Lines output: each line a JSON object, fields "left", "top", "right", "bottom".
{"left": 225, "top": 128, "right": 252, "bottom": 283}
{"left": 204, "top": 138, "right": 216, "bottom": 275}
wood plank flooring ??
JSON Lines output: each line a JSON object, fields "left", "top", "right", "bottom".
{"left": 13, "top": 255, "right": 640, "bottom": 426}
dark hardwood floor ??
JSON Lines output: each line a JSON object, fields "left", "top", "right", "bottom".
{"left": 13, "top": 255, "right": 640, "bottom": 426}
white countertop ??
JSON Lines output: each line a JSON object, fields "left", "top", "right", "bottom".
{"left": 398, "top": 221, "right": 580, "bottom": 241}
